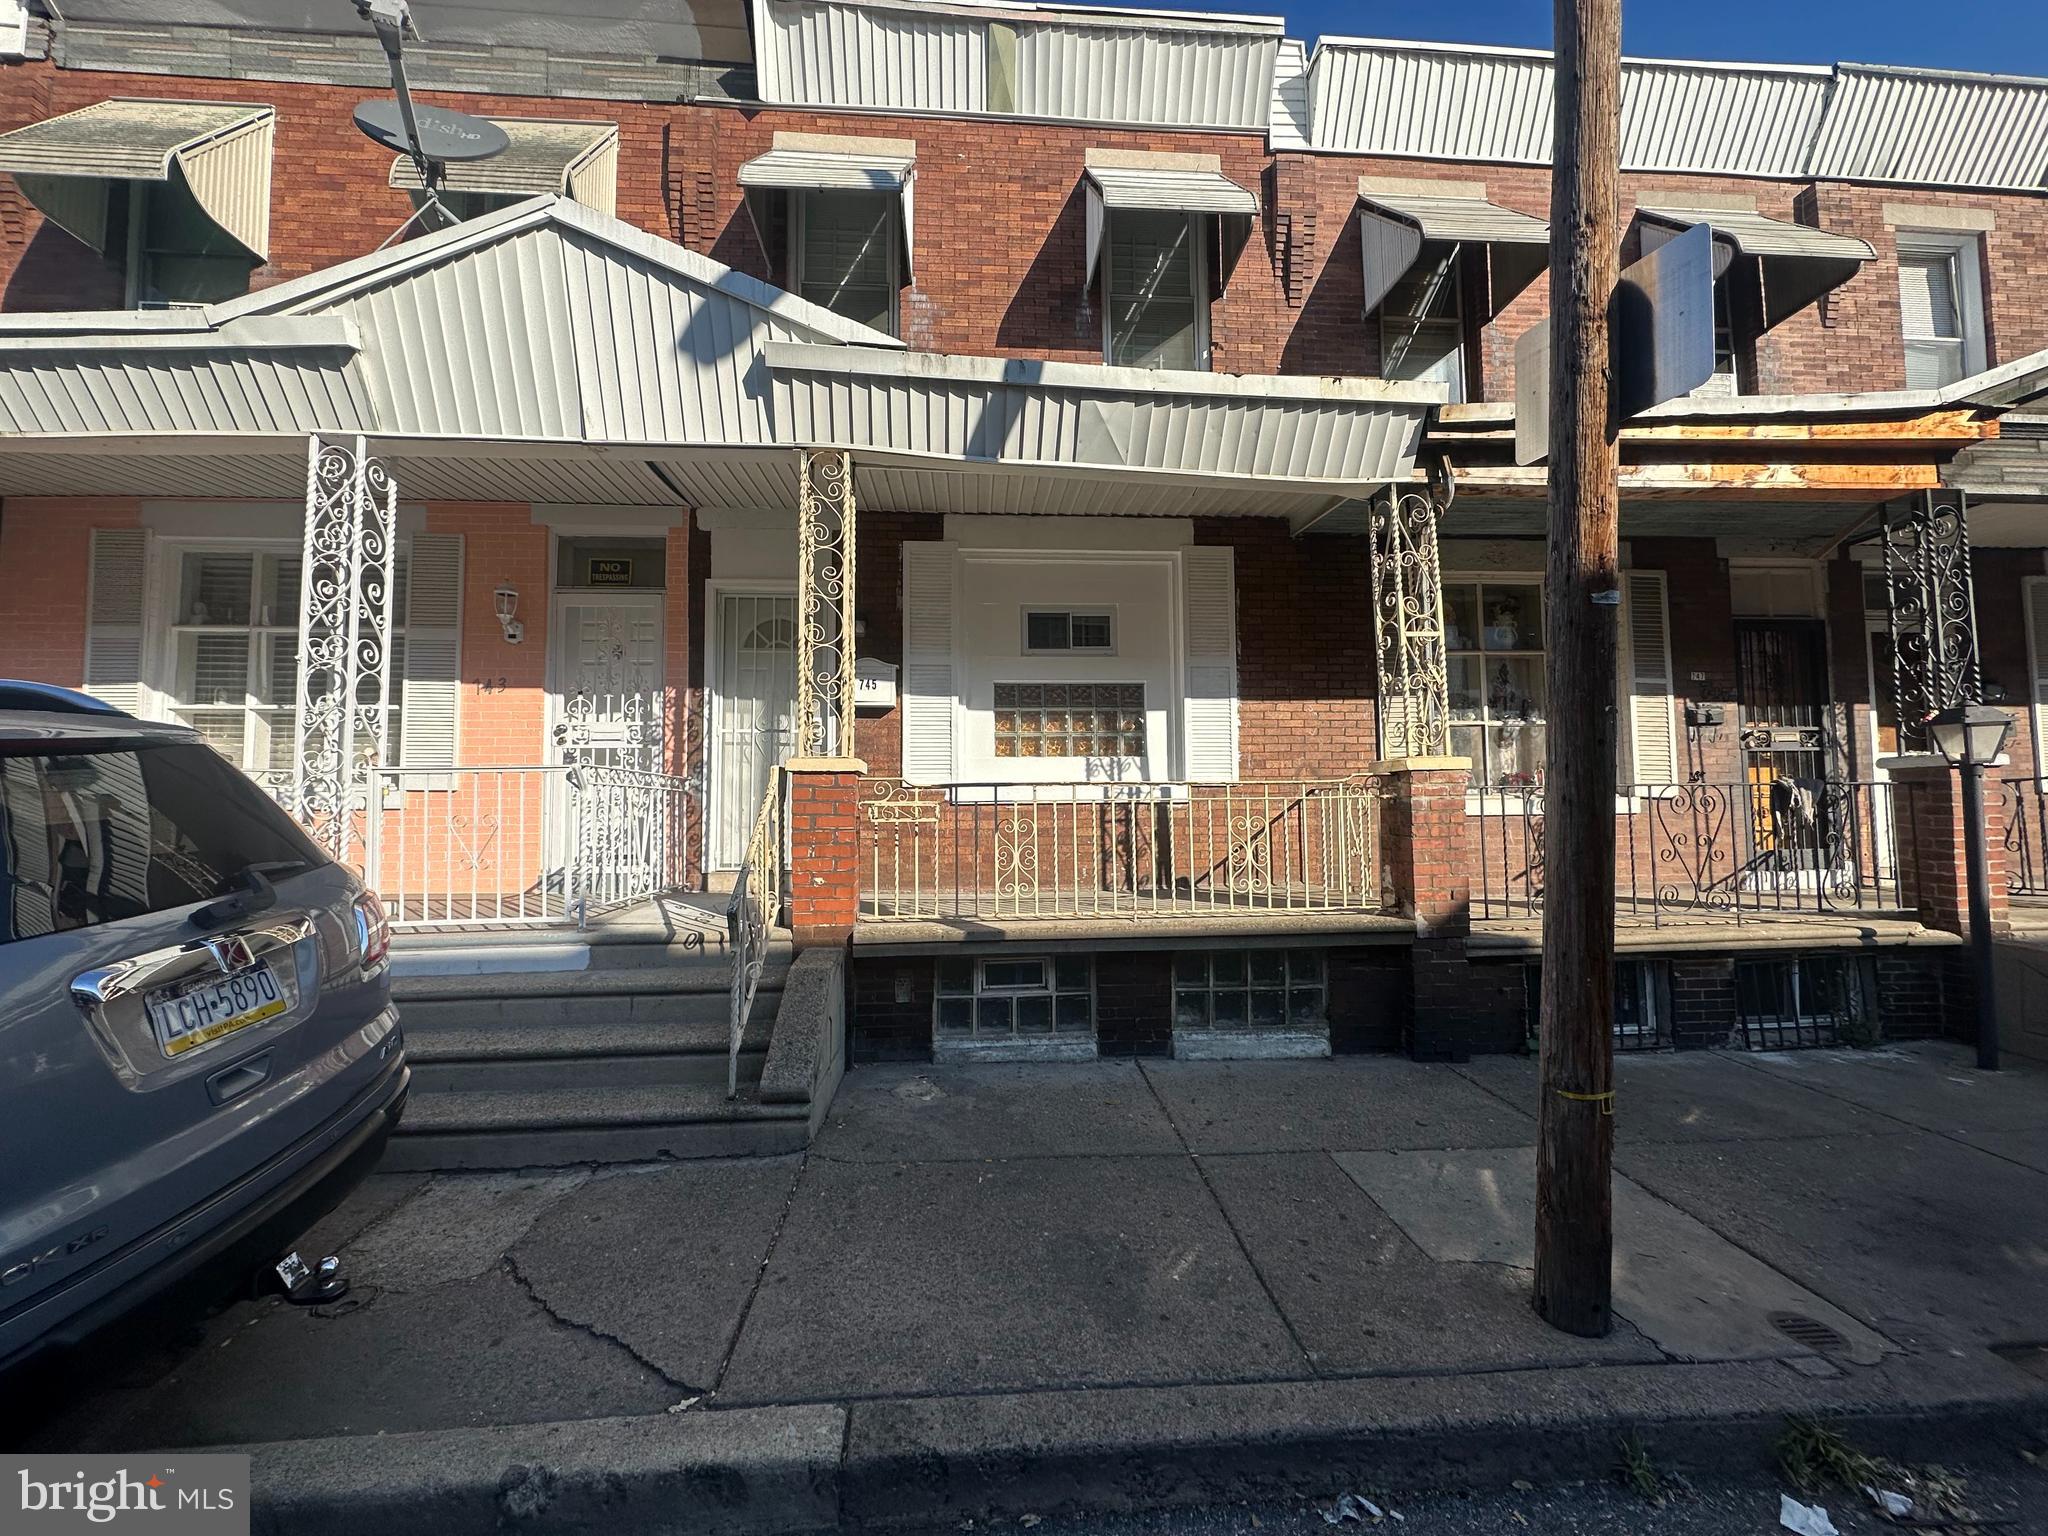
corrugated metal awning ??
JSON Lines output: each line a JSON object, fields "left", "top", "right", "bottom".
{"left": 389, "top": 119, "right": 620, "bottom": 219}
{"left": 738, "top": 134, "right": 917, "bottom": 273}
{"left": 0, "top": 99, "right": 274, "bottom": 259}
{"left": 1635, "top": 205, "right": 1876, "bottom": 328}
{"left": 1358, "top": 181, "right": 1550, "bottom": 317}
{"left": 1082, "top": 156, "right": 1257, "bottom": 286}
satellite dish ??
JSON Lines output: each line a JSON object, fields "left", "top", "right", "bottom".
{"left": 353, "top": 99, "right": 509, "bottom": 162}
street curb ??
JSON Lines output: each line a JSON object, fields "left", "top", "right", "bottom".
{"left": 227, "top": 1356, "right": 2048, "bottom": 1534}
{"left": 238, "top": 1403, "right": 845, "bottom": 1536}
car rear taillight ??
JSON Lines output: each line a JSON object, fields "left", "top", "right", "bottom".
{"left": 352, "top": 891, "right": 391, "bottom": 975}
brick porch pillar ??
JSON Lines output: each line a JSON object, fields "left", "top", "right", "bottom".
{"left": 1378, "top": 756, "right": 1520, "bottom": 1058}
{"left": 1884, "top": 754, "right": 2011, "bottom": 940}
{"left": 785, "top": 757, "right": 866, "bottom": 949}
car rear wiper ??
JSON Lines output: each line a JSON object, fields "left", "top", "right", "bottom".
{"left": 191, "top": 866, "right": 284, "bottom": 929}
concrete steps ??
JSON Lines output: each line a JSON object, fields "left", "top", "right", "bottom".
{"left": 385, "top": 944, "right": 804, "bottom": 1171}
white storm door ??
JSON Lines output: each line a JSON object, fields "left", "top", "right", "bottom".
{"left": 552, "top": 593, "right": 666, "bottom": 770}
{"left": 711, "top": 590, "right": 797, "bottom": 869}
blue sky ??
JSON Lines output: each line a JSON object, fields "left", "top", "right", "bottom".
{"left": 1086, "top": 0, "right": 2048, "bottom": 75}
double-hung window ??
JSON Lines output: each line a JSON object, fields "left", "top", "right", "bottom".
{"left": 1378, "top": 241, "right": 1467, "bottom": 402}
{"left": 1104, "top": 209, "right": 1207, "bottom": 370}
{"left": 792, "top": 188, "right": 899, "bottom": 336}
{"left": 123, "top": 178, "right": 255, "bottom": 307}
{"left": 164, "top": 548, "right": 408, "bottom": 777}
{"left": 1897, "top": 234, "right": 1986, "bottom": 389}
{"left": 1445, "top": 580, "right": 1545, "bottom": 792}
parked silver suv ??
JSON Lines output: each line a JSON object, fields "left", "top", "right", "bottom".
{"left": 0, "top": 689, "right": 407, "bottom": 1371}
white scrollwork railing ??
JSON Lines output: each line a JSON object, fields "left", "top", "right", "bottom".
{"left": 858, "top": 778, "right": 1385, "bottom": 922}
{"left": 726, "top": 766, "right": 786, "bottom": 1097}
{"left": 363, "top": 764, "right": 689, "bottom": 930}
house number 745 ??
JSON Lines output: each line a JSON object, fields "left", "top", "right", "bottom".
{"left": 475, "top": 676, "right": 509, "bottom": 694}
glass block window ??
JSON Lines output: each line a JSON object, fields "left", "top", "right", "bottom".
{"left": 1736, "top": 955, "right": 1866, "bottom": 1051}
{"left": 166, "top": 547, "right": 409, "bottom": 776}
{"left": 936, "top": 954, "right": 1093, "bottom": 1041}
{"left": 1174, "top": 949, "right": 1326, "bottom": 1032}
{"left": 993, "top": 683, "right": 1145, "bottom": 759}
{"left": 1445, "top": 580, "right": 1545, "bottom": 793}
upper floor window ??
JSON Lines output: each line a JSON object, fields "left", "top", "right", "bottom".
{"left": 1378, "top": 241, "right": 1467, "bottom": 402}
{"left": 122, "top": 179, "right": 255, "bottom": 306}
{"left": 792, "top": 188, "right": 900, "bottom": 337}
{"left": 1897, "top": 234, "right": 1986, "bottom": 388}
{"left": 1105, "top": 209, "right": 1207, "bottom": 370}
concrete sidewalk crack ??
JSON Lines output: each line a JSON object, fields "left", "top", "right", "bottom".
{"left": 710, "top": 1147, "right": 812, "bottom": 1397}
{"left": 501, "top": 1251, "right": 701, "bottom": 1398}
{"left": 1136, "top": 1060, "right": 1321, "bottom": 1379}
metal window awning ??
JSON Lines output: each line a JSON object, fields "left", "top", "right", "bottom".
{"left": 1635, "top": 205, "right": 1875, "bottom": 328}
{"left": 739, "top": 136, "right": 917, "bottom": 272}
{"left": 389, "top": 119, "right": 620, "bottom": 218}
{"left": 0, "top": 98, "right": 274, "bottom": 259}
{"left": 1083, "top": 158, "right": 1258, "bottom": 286}
{"left": 1358, "top": 183, "right": 1550, "bottom": 318}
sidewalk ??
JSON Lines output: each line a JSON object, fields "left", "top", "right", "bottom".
{"left": 17, "top": 1043, "right": 2048, "bottom": 1532}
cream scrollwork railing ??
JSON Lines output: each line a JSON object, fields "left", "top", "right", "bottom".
{"left": 725, "top": 765, "right": 787, "bottom": 1097}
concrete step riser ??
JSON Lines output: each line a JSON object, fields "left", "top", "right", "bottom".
{"left": 396, "top": 989, "right": 776, "bottom": 1032}
{"left": 409, "top": 1049, "right": 765, "bottom": 1094}
{"left": 380, "top": 1116, "right": 806, "bottom": 1171}
{"left": 584, "top": 942, "right": 734, "bottom": 971}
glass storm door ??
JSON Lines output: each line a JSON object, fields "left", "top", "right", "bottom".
{"left": 712, "top": 592, "right": 797, "bottom": 870}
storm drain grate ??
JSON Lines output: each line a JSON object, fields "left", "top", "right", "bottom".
{"left": 1771, "top": 1311, "right": 1851, "bottom": 1354}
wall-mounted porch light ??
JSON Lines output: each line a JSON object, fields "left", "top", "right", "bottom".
{"left": 493, "top": 584, "right": 524, "bottom": 645}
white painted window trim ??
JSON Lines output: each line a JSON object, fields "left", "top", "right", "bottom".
{"left": 1895, "top": 229, "right": 1988, "bottom": 385}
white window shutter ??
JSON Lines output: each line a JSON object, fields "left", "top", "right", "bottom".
{"left": 399, "top": 532, "right": 463, "bottom": 769}
{"left": 901, "top": 542, "right": 957, "bottom": 785}
{"left": 1623, "top": 569, "right": 1678, "bottom": 786}
{"left": 85, "top": 528, "right": 149, "bottom": 713}
{"left": 2025, "top": 576, "right": 2048, "bottom": 772}
{"left": 1181, "top": 545, "right": 1239, "bottom": 782}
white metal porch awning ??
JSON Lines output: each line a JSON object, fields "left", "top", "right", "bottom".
{"left": 739, "top": 133, "right": 917, "bottom": 272}
{"left": 1357, "top": 180, "right": 1550, "bottom": 317}
{"left": 0, "top": 98, "right": 274, "bottom": 259}
{"left": 389, "top": 118, "right": 620, "bottom": 218}
{"left": 1634, "top": 205, "right": 1875, "bottom": 328}
{"left": 1082, "top": 154, "right": 1257, "bottom": 286}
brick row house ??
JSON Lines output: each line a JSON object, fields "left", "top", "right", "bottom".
{"left": 2, "top": 0, "right": 2046, "bottom": 1074}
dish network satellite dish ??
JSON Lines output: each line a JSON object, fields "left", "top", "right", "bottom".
{"left": 349, "top": 0, "right": 507, "bottom": 232}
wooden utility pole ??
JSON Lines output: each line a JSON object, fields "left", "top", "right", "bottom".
{"left": 1533, "top": 0, "right": 1623, "bottom": 1337}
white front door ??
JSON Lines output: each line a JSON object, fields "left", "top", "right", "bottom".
{"left": 552, "top": 593, "right": 666, "bottom": 770}
{"left": 711, "top": 590, "right": 797, "bottom": 869}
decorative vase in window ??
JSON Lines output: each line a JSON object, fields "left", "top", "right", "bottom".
{"left": 190, "top": 600, "right": 209, "bottom": 625}
{"left": 1483, "top": 597, "right": 1520, "bottom": 650}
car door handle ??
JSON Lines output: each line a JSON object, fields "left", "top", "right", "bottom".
{"left": 207, "top": 1052, "right": 273, "bottom": 1106}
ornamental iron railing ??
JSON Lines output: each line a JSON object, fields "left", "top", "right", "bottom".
{"left": 1877, "top": 491, "right": 1981, "bottom": 753}
{"left": 1367, "top": 466, "right": 1452, "bottom": 759}
{"left": 858, "top": 778, "right": 1384, "bottom": 922}
{"left": 725, "top": 765, "right": 787, "bottom": 1096}
{"left": 1471, "top": 779, "right": 1910, "bottom": 924}
{"left": 2000, "top": 777, "right": 2048, "bottom": 897}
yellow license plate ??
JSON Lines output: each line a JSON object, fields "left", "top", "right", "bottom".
{"left": 146, "top": 962, "right": 288, "bottom": 1059}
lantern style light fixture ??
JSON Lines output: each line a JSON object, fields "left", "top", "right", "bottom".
{"left": 493, "top": 585, "right": 524, "bottom": 644}
{"left": 1927, "top": 702, "right": 2013, "bottom": 768}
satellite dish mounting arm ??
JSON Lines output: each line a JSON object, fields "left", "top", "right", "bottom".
{"left": 355, "top": 0, "right": 440, "bottom": 199}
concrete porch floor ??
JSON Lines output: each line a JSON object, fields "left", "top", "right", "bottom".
{"left": 14, "top": 1041, "right": 2047, "bottom": 1458}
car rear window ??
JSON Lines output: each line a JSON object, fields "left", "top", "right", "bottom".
{"left": 0, "top": 740, "right": 327, "bottom": 943}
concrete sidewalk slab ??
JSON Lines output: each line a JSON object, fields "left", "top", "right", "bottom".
{"left": 717, "top": 1153, "right": 1305, "bottom": 1404}
{"left": 1334, "top": 1146, "right": 1890, "bottom": 1365}
{"left": 1733, "top": 1041, "right": 2048, "bottom": 1135}
{"left": 1617, "top": 1126, "right": 2048, "bottom": 1351}
{"left": 508, "top": 1159, "right": 805, "bottom": 1392}
{"left": 1452, "top": 1052, "right": 1908, "bottom": 1144}
{"left": 1140, "top": 1057, "right": 1534, "bottom": 1153}
{"left": 811, "top": 1061, "right": 1182, "bottom": 1163}
{"left": 1199, "top": 1151, "right": 1662, "bottom": 1373}
{"left": 241, "top": 1402, "right": 845, "bottom": 1536}
{"left": 348, "top": 1170, "right": 588, "bottom": 1291}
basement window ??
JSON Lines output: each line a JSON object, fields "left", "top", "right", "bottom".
{"left": 936, "top": 955, "right": 1093, "bottom": 1042}
{"left": 1736, "top": 954, "right": 1869, "bottom": 1050}
{"left": 1174, "top": 949, "right": 1326, "bottom": 1032}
